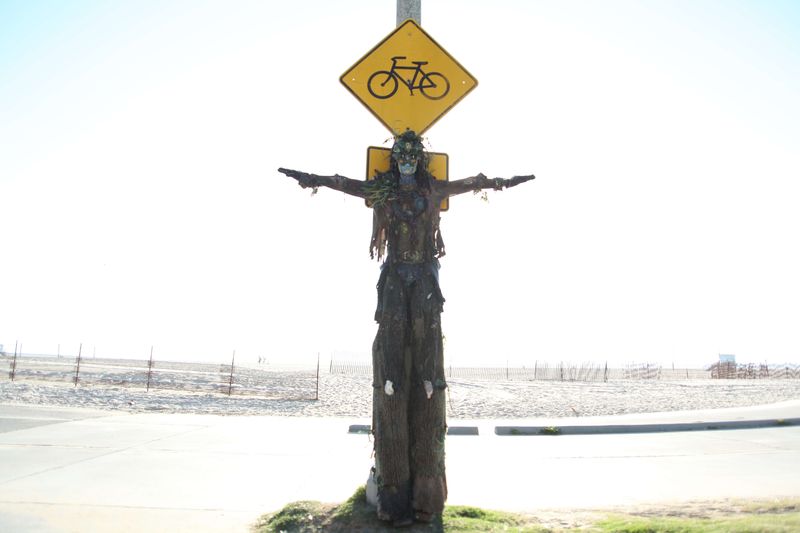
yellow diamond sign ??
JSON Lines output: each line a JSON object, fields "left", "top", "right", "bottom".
{"left": 341, "top": 19, "right": 478, "bottom": 135}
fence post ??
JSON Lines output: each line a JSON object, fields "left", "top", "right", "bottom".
{"left": 506, "top": 359, "right": 509, "bottom": 381}
{"left": 560, "top": 361, "right": 564, "bottom": 381}
{"left": 74, "top": 343, "right": 83, "bottom": 386}
{"left": 10, "top": 341, "right": 19, "bottom": 381}
{"left": 534, "top": 360, "right": 537, "bottom": 380}
{"left": 146, "top": 346, "right": 154, "bottom": 392}
{"left": 227, "top": 350, "right": 236, "bottom": 396}
{"left": 604, "top": 361, "right": 608, "bottom": 382}
{"left": 315, "top": 353, "right": 320, "bottom": 400}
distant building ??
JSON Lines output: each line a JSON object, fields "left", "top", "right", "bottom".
{"left": 719, "top": 354, "right": 736, "bottom": 364}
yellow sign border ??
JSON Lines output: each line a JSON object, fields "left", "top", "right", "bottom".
{"left": 341, "top": 19, "right": 478, "bottom": 135}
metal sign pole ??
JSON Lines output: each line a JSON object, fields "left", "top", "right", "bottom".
{"left": 397, "top": 0, "right": 420, "bottom": 25}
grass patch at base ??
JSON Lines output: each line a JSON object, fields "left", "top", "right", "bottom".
{"left": 253, "top": 486, "right": 545, "bottom": 532}
{"left": 597, "top": 513, "right": 800, "bottom": 533}
{"left": 256, "top": 500, "right": 334, "bottom": 532}
{"left": 443, "top": 505, "right": 544, "bottom": 531}
{"left": 253, "top": 489, "right": 800, "bottom": 533}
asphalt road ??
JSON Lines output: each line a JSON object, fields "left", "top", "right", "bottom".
{"left": 1, "top": 401, "right": 798, "bottom": 532}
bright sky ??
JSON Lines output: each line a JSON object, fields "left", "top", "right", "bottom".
{"left": 2, "top": 0, "right": 799, "bottom": 368}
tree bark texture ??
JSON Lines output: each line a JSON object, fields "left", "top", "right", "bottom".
{"left": 372, "top": 261, "right": 447, "bottom": 523}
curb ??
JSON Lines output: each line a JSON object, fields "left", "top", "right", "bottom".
{"left": 350, "top": 418, "right": 800, "bottom": 436}
{"left": 495, "top": 417, "right": 800, "bottom": 436}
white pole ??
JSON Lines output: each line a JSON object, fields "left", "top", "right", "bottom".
{"left": 397, "top": 0, "right": 421, "bottom": 26}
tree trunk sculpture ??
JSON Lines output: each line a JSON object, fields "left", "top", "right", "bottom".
{"left": 279, "top": 131, "right": 534, "bottom": 526}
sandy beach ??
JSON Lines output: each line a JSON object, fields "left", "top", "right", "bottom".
{"left": 2, "top": 373, "right": 799, "bottom": 419}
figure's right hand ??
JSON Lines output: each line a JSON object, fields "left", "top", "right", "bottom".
{"left": 278, "top": 168, "right": 318, "bottom": 189}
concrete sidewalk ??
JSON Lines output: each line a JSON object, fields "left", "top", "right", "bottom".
{"left": 1, "top": 401, "right": 799, "bottom": 532}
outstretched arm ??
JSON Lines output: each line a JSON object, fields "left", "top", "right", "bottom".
{"left": 438, "top": 173, "right": 535, "bottom": 197}
{"left": 278, "top": 168, "right": 368, "bottom": 199}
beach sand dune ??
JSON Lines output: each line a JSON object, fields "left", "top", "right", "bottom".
{"left": 2, "top": 373, "right": 799, "bottom": 418}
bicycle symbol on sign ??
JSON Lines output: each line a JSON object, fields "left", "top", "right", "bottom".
{"left": 367, "top": 56, "right": 451, "bottom": 100}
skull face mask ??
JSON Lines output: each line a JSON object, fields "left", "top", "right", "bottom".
{"left": 391, "top": 131, "right": 425, "bottom": 177}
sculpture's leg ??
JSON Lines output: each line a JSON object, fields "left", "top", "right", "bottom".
{"left": 372, "top": 269, "right": 414, "bottom": 525}
{"left": 408, "top": 271, "right": 447, "bottom": 521}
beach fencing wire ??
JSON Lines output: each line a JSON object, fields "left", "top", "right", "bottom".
{"left": 328, "top": 360, "right": 630, "bottom": 381}
{"left": 621, "top": 363, "right": 662, "bottom": 380}
{"left": 327, "top": 360, "right": 612, "bottom": 381}
{"left": 3, "top": 352, "right": 77, "bottom": 384}
{"left": 708, "top": 362, "right": 800, "bottom": 379}
{"left": 329, "top": 359, "right": 372, "bottom": 376}
{"left": 326, "top": 358, "right": 800, "bottom": 382}
{"left": 773, "top": 364, "right": 800, "bottom": 379}
{"left": 450, "top": 361, "right": 610, "bottom": 381}
{"left": 0, "top": 351, "right": 320, "bottom": 400}
{"left": 653, "top": 367, "right": 711, "bottom": 379}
